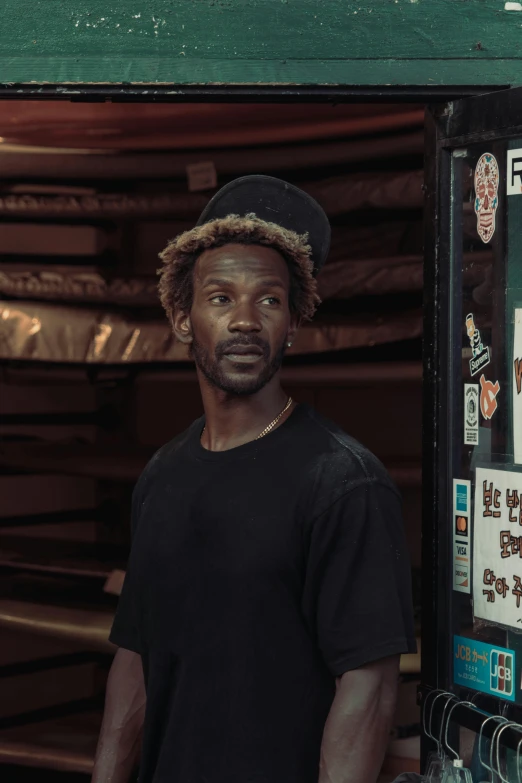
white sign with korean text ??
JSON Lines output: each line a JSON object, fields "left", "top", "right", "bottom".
{"left": 507, "top": 149, "right": 522, "bottom": 195}
{"left": 473, "top": 467, "right": 522, "bottom": 629}
{"left": 513, "top": 308, "right": 522, "bottom": 465}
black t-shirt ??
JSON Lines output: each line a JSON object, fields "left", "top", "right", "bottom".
{"left": 110, "top": 404, "right": 416, "bottom": 783}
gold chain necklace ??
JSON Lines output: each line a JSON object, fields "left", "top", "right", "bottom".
{"left": 202, "top": 396, "right": 293, "bottom": 442}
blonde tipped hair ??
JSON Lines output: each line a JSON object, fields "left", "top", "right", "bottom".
{"left": 157, "top": 213, "right": 320, "bottom": 326}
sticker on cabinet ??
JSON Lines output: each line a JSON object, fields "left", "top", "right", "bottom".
{"left": 464, "top": 384, "right": 479, "bottom": 445}
{"left": 474, "top": 153, "right": 499, "bottom": 243}
{"left": 453, "top": 479, "right": 471, "bottom": 593}
{"left": 513, "top": 308, "right": 522, "bottom": 464}
{"left": 466, "top": 313, "right": 490, "bottom": 376}
{"left": 454, "top": 635, "right": 515, "bottom": 701}
{"left": 507, "top": 149, "right": 522, "bottom": 195}
{"left": 480, "top": 375, "right": 500, "bottom": 420}
{"left": 473, "top": 468, "right": 522, "bottom": 629}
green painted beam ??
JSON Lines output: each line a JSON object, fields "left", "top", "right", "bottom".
{"left": 1, "top": 0, "right": 522, "bottom": 86}
{"left": 0, "top": 57, "right": 519, "bottom": 88}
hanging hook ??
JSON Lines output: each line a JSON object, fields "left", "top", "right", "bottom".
{"left": 436, "top": 694, "right": 458, "bottom": 757}
{"left": 494, "top": 721, "right": 522, "bottom": 783}
{"left": 422, "top": 689, "right": 447, "bottom": 742}
{"left": 429, "top": 691, "right": 456, "bottom": 755}
{"left": 490, "top": 719, "right": 513, "bottom": 782}
{"left": 478, "top": 714, "right": 508, "bottom": 779}
{"left": 516, "top": 732, "right": 522, "bottom": 783}
{"left": 470, "top": 691, "right": 488, "bottom": 707}
{"left": 444, "top": 700, "right": 480, "bottom": 761}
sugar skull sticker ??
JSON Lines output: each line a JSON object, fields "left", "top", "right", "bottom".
{"left": 474, "top": 153, "right": 499, "bottom": 244}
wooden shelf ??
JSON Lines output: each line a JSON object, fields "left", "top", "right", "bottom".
{"left": 0, "top": 598, "right": 114, "bottom": 652}
{"left": 0, "top": 710, "right": 419, "bottom": 778}
{"left": 0, "top": 537, "right": 125, "bottom": 580}
{"left": 0, "top": 441, "right": 152, "bottom": 482}
{"left": 0, "top": 130, "right": 423, "bottom": 180}
{"left": 0, "top": 709, "right": 101, "bottom": 774}
{"left": 0, "top": 300, "right": 422, "bottom": 362}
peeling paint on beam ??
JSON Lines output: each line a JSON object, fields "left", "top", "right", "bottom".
{"left": 0, "top": 0, "right": 522, "bottom": 86}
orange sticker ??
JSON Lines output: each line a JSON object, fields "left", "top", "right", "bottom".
{"left": 480, "top": 374, "right": 500, "bottom": 420}
{"left": 456, "top": 515, "right": 468, "bottom": 534}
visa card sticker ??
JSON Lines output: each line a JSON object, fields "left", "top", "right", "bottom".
{"left": 454, "top": 635, "right": 515, "bottom": 701}
{"left": 453, "top": 479, "right": 471, "bottom": 593}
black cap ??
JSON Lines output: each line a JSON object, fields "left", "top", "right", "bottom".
{"left": 195, "top": 175, "right": 330, "bottom": 276}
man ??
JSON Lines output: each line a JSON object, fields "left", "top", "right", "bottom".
{"left": 93, "top": 175, "right": 416, "bottom": 783}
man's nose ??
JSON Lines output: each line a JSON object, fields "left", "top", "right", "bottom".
{"left": 228, "top": 300, "right": 262, "bottom": 332}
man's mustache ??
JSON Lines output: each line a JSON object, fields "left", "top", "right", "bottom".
{"left": 215, "top": 335, "right": 270, "bottom": 361}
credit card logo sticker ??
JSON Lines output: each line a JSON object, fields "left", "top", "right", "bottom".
{"left": 455, "top": 516, "right": 469, "bottom": 538}
{"left": 454, "top": 562, "right": 470, "bottom": 590}
{"left": 456, "top": 484, "right": 469, "bottom": 513}
{"left": 454, "top": 636, "right": 515, "bottom": 701}
{"left": 490, "top": 649, "right": 513, "bottom": 696}
{"left": 453, "top": 480, "right": 471, "bottom": 593}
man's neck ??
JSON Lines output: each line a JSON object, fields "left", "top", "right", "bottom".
{"left": 198, "top": 373, "right": 290, "bottom": 452}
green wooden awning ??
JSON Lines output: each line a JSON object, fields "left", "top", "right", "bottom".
{"left": 0, "top": 0, "right": 520, "bottom": 88}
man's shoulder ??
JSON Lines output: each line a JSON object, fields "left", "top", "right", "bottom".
{"left": 135, "top": 419, "right": 200, "bottom": 495}
{"left": 295, "top": 405, "right": 398, "bottom": 499}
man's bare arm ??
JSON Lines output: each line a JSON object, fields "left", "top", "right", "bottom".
{"left": 92, "top": 648, "right": 146, "bottom": 783}
{"left": 318, "top": 654, "right": 400, "bottom": 783}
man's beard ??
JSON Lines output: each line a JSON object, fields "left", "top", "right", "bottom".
{"left": 192, "top": 334, "right": 286, "bottom": 395}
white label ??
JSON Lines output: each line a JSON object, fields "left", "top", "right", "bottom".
{"left": 507, "top": 149, "right": 522, "bottom": 195}
{"left": 454, "top": 561, "right": 471, "bottom": 594}
{"left": 473, "top": 468, "right": 522, "bottom": 628}
{"left": 453, "top": 479, "right": 471, "bottom": 593}
{"left": 464, "top": 384, "right": 479, "bottom": 445}
{"left": 514, "top": 309, "right": 522, "bottom": 464}
{"left": 454, "top": 539, "right": 469, "bottom": 559}
{"left": 186, "top": 161, "right": 217, "bottom": 192}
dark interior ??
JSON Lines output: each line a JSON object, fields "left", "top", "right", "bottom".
{"left": 0, "top": 101, "right": 424, "bottom": 781}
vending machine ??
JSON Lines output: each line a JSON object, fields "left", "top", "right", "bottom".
{"left": 421, "top": 87, "right": 522, "bottom": 776}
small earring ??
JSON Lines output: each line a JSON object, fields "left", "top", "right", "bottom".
{"left": 287, "top": 342, "right": 292, "bottom": 347}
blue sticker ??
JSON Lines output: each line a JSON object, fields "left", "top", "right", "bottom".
{"left": 454, "top": 635, "right": 515, "bottom": 701}
{"left": 455, "top": 484, "right": 469, "bottom": 513}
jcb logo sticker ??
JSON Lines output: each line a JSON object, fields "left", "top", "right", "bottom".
{"left": 453, "top": 636, "right": 515, "bottom": 702}
{"left": 490, "top": 649, "right": 513, "bottom": 696}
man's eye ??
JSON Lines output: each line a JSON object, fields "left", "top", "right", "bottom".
{"left": 262, "top": 296, "right": 280, "bottom": 305}
{"left": 210, "top": 295, "right": 230, "bottom": 304}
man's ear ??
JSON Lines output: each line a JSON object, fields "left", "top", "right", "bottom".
{"left": 287, "top": 315, "right": 300, "bottom": 347}
{"left": 173, "top": 311, "right": 193, "bottom": 345}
